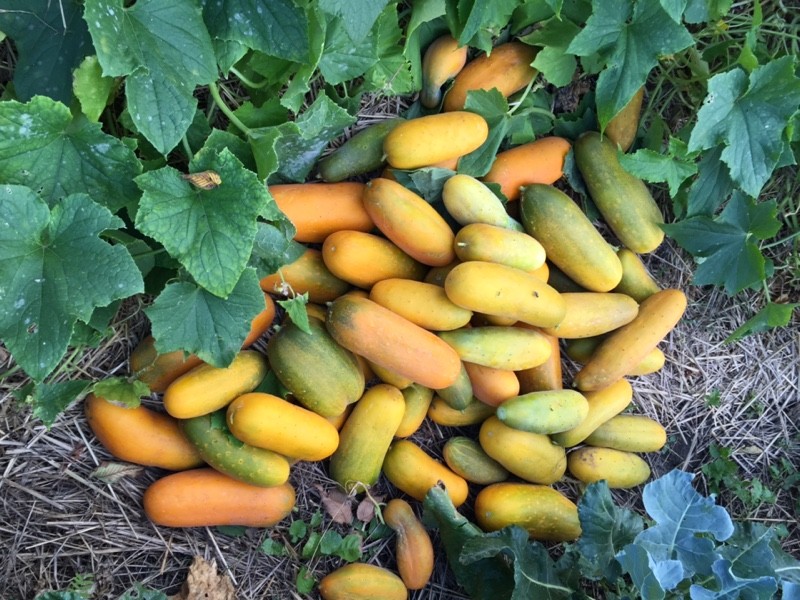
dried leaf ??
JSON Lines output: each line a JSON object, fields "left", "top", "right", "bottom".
{"left": 91, "top": 461, "right": 144, "bottom": 484}
{"left": 356, "top": 494, "right": 384, "bottom": 523}
{"left": 318, "top": 485, "right": 353, "bottom": 525}
{"left": 169, "top": 556, "right": 236, "bottom": 600}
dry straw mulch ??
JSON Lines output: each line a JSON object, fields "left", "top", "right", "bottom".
{"left": 1, "top": 233, "right": 798, "bottom": 600}
{"left": 1, "top": 87, "right": 798, "bottom": 600}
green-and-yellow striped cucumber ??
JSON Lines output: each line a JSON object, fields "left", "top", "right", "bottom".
{"left": 520, "top": 183, "right": 623, "bottom": 292}
{"left": 574, "top": 131, "right": 664, "bottom": 253}
{"left": 180, "top": 411, "right": 290, "bottom": 487}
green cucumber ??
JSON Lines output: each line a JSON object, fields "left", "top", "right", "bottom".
{"left": 266, "top": 317, "right": 365, "bottom": 417}
{"left": 317, "top": 118, "right": 404, "bottom": 182}
{"left": 574, "top": 131, "right": 664, "bottom": 254}
{"left": 495, "top": 389, "right": 589, "bottom": 434}
{"left": 443, "top": 436, "right": 509, "bottom": 485}
{"left": 520, "top": 183, "right": 623, "bottom": 293}
{"left": 180, "top": 411, "right": 290, "bottom": 487}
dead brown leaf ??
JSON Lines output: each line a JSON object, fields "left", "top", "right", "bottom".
{"left": 317, "top": 485, "right": 353, "bottom": 525}
{"left": 356, "top": 494, "right": 384, "bottom": 523}
{"left": 169, "top": 556, "right": 236, "bottom": 600}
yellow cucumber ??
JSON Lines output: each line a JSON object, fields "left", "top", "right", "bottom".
{"left": 604, "top": 86, "right": 644, "bottom": 152}
{"left": 319, "top": 563, "right": 407, "bottom": 600}
{"left": 475, "top": 482, "right": 581, "bottom": 541}
{"left": 568, "top": 446, "right": 651, "bottom": 488}
{"left": 540, "top": 292, "right": 639, "bottom": 339}
{"left": 226, "top": 392, "right": 339, "bottom": 461}
{"left": 329, "top": 384, "right": 406, "bottom": 493}
{"left": 369, "top": 278, "right": 473, "bottom": 331}
{"left": 565, "top": 336, "right": 666, "bottom": 376}
{"left": 613, "top": 248, "right": 661, "bottom": 302}
{"left": 395, "top": 384, "right": 434, "bottom": 438}
{"left": 162, "top": 350, "right": 268, "bottom": 419}
{"left": 550, "top": 379, "right": 633, "bottom": 447}
{"left": 363, "top": 177, "right": 456, "bottom": 267}
{"left": 383, "top": 439, "right": 469, "bottom": 506}
{"left": 520, "top": 183, "right": 623, "bottom": 292}
{"left": 421, "top": 34, "right": 469, "bottom": 108}
{"left": 583, "top": 414, "right": 667, "bottom": 453}
{"left": 442, "top": 173, "right": 524, "bottom": 230}
{"left": 574, "top": 131, "right": 665, "bottom": 253}
{"left": 437, "top": 326, "right": 552, "bottom": 370}
{"left": 454, "top": 222, "right": 546, "bottom": 272}
{"left": 383, "top": 111, "right": 489, "bottom": 169}
{"left": 495, "top": 390, "right": 589, "bottom": 434}
{"left": 478, "top": 416, "right": 567, "bottom": 485}
{"left": 444, "top": 261, "right": 566, "bottom": 328}
{"left": 428, "top": 395, "right": 496, "bottom": 427}
{"left": 574, "top": 289, "right": 686, "bottom": 391}
{"left": 516, "top": 328, "right": 562, "bottom": 393}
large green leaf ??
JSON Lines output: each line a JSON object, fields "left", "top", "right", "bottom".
{"left": 318, "top": 0, "right": 389, "bottom": 42}
{"left": 0, "top": 186, "right": 143, "bottom": 381}
{"left": 661, "top": 193, "right": 781, "bottom": 295}
{"left": 0, "top": 96, "right": 142, "bottom": 214}
{"left": 0, "top": 0, "right": 92, "bottom": 104}
{"left": 568, "top": 0, "right": 694, "bottom": 129}
{"left": 145, "top": 268, "right": 265, "bottom": 367}
{"left": 201, "top": 0, "right": 309, "bottom": 63}
{"left": 461, "top": 527, "right": 573, "bottom": 599}
{"left": 84, "top": 0, "right": 217, "bottom": 155}
{"left": 687, "top": 57, "right": 800, "bottom": 198}
{"left": 318, "top": 16, "right": 379, "bottom": 85}
{"left": 26, "top": 380, "right": 93, "bottom": 428}
{"left": 266, "top": 93, "right": 356, "bottom": 183}
{"left": 358, "top": 4, "right": 416, "bottom": 96}
{"left": 134, "top": 148, "right": 270, "bottom": 298}
{"left": 575, "top": 480, "right": 644, "bottom": 581}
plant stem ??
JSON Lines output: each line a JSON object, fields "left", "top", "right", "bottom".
{"left": 208, "top": 81, "right": 252, "bottom": 136}
{"left": 230, "top": 66, "right": 269, "bottom": 89}
{"left": 181, "top": 135, "right": 193, "bottom": 160}
{"left": 762, "top": 229, "right": 800, "bottom": 249}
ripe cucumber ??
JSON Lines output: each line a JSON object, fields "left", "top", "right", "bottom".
{"left": 180, "top": 410, "right": 290, "bottom": 487}
{"left": 574, "top": 131, "right": 664, "bottom": 253}
{"left": 520, "top": 184, "right": 623, "bottom": 292}
{"left": 266, "top": 317, "right": 365, "bottom": 417}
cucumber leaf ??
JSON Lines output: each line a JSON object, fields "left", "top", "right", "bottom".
{"left": 84, "top": 0, "right": 217, "bottom": 155}
{"left": 687, "top": 57, "right": 800, "bottom": 198}
{"left": 0, "top": 186, "right": 143, "bottom": 382}
{"left": 145, "top": 268, "right": 265, "bottom": 368}
{"left": 0, "top": 97, "right": 142, "bottom": 214}
{"left": 25, "top": 380, "right": 93, "bottom": 428}
{"left": 91, "top": 377, "right": 150, "bottom": 408}
{"left": 725, "top": 302, "right": 800, "bottom": 343}
{"left": 0, "top": 0, "right": 92, "bottom": 104}
{"left": 72, "top": 56, "right": 116, "bottom": 122}
{"left": 135, "top": 148, "right": 270, "bottom": 298}
{"left": 661, "top": 193, "right": 781, "bottom": 295}
{"left": 318, "top": 0, "right": 389, "bottom": 43}
{"left": 201, "top": 0, "right": 310, "bottom": 64}
{"left": 567, "top": 0, "right": 694, "bottom": 130}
